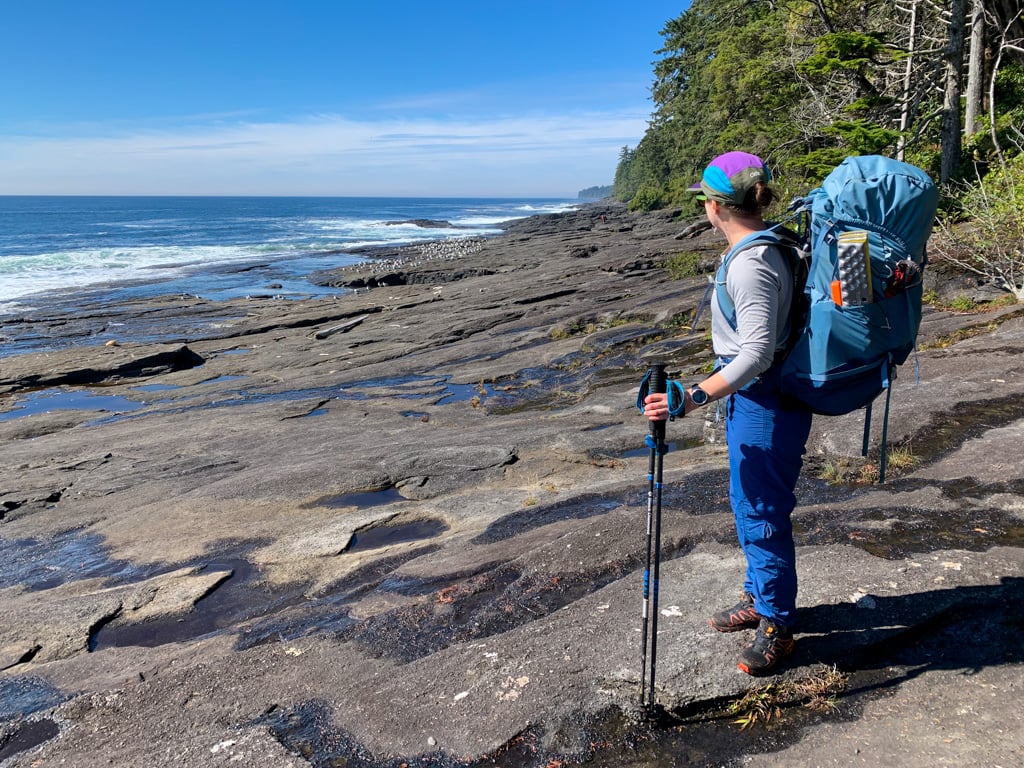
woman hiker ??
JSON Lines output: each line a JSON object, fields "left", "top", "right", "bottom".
{"left": 641, "top": 151, "right": 812, "bottom": 676}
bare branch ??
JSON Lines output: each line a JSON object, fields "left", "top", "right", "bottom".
{"left": 989, "top": 14, "right": 1024, "bottom": 168}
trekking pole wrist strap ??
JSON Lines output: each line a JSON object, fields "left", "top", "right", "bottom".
{"left": 666, "top": 380, "right": 687, "bottom": 418}
{"left": 636, "top": 372, "right": 686, "bottom": 419}
{"left": 636, "top": 369, "right": 653, "bottom": 413}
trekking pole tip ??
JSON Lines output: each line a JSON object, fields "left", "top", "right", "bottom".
{"left": 638, "top": 701, "right": 673, "bottom": 727}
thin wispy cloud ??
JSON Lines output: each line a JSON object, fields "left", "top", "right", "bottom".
{"left": 1, "top": 110, "right": 646, "bottom": 196}
{"left": 0, "top": 2, "right": 682, "bottom": 195}
{"left": 0, "top": 1, "right": 690, "bottom": 196}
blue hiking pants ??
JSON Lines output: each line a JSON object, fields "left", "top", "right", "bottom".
{"left": 724, "top": 371, "right": 812, "bottom": 628}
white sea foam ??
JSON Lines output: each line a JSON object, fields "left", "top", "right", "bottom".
{"left": 0, "top": 244, "right": 265, "bottom": 303}
{"left": 302, "top": 217, "right": 501, "bottom": 244}
{"left": 450, "top": 216, "right": 514, "bottom": 227}
{"left": 513, "top": 203, "right": 579, "bottom": 215}
{"left": 0, "top": 225, "right": 476, "bottom": 308}
{"left": 453, "top": 204, "right": 577, "bottom": 227}
{"left": 0, "top": 196, "right": 578, "bottom": 316}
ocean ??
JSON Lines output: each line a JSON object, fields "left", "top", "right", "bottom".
{"left": 0, "top": 196, "right": 578, "bottom": 318}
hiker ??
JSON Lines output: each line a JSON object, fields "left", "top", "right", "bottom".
{"left": 642, "top": 151, "right": 812, "bottom": 676}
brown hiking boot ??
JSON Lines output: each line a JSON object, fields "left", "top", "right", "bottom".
{"left": 709, "top": 592, "right": 761, "bottom": 633}
{"left": 737, "top": 618, "right": 795, "bottom": 676}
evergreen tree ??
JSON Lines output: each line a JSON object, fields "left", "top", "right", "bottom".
{"left": 614, "top": 0, "right": 1024, "bottom": 206}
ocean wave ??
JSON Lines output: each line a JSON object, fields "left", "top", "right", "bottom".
{"left": 0, "top": 244, "right": 267, "bottom": 302}
{"left": 0, "top": 196, "right": 577, "bottom": 315}
{"left": 450, "top": 216, "right": 516, "bottom": 227}
{"left": 513, "top": 203, "right": 579, "bottom": 215}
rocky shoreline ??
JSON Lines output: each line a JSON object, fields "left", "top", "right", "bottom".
{"left": 1, "top": 202, "right": 1023, "bottom": 766}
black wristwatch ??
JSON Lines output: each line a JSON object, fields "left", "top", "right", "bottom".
{"left": 689, "top": 385, "right": 710, "bottom": 407}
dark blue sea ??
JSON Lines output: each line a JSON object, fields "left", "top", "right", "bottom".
{"left": 0, "top": 196, "right": 577, "bottom": 317}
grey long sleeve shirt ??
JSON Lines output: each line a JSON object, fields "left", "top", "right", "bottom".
{"left": 711, "top": 243, "right": 794, "bottom": 391}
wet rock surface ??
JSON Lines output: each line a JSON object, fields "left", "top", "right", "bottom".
{"left": 1, "top": 202, "right": 1023, "bottom": 766}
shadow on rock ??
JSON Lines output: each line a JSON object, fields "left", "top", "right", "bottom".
{"left": 257, "top": 699, "right": 572, "bottom": 768}
{"left": 795, "top": 576, "right": 1024, "bottom": 682}
{"left": 473, "top": 494, "right": 625, "bottom": 544}
{"left": 348, "top": 558, "right": 646, "bottom": 663}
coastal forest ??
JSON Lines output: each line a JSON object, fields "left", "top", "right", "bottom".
{"left": 614, "top": 0, "right": 1024, "bottom": 297}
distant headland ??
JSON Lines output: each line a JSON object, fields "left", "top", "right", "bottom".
{"left": 577, "top": 184, "right": 612, "bottom": 200}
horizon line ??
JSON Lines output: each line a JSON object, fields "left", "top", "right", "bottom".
{"left": 0, "top": 192, "right": 595, "bottom": 200}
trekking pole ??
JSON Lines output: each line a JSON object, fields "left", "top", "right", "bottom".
{"left": 639, "top": 362, "right": 668, "bottom": 710}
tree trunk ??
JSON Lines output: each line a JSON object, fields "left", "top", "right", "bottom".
{"left": 898, "top": 0, "right": 920, "bottom": 161}
{"left": 941, "top": 0, "right": 968, "bottom": 184}
{"left": 988, "top": 18, "right": 1024, "bottom": 169}
{"left": 964, "top": 0, "right": 986, "bottom": 137}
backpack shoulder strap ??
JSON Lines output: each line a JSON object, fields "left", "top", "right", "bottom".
{"left": 715, "top": 228, "right": 786, "bottom": 330}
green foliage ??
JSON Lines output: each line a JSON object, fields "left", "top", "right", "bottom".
{"left": 628, "top": 183, "right": 664, "bottom": 212}
{"left": 615, "top": 1, "right": 1023, "bottom": 214}
{"left": 637, "top": 0, "right": 791, "bottom": 196}
{"left": 798, "top": 32, "right": 887, "bottom": 77}
{"left": 931, "top": 154, "right": 1024, "bottom": 299}
{"left": 825, "top": 120, "right": 901, "bottom": 155}
{"left": 786, "top": 149, "right": 848, "bottom": 183}
{"left": 948, "top": 295, "right": 978, "bottom": 313}
{"left": 902, "top": 143, "right": 944, "bottom": 185}
{"left": 662, "top": 176, "right": 690, "bottom": 205}
{"left": 665, "top": 251, "right": 705, "bottom": 279}
{"left": 578, "top": 185, "right": 612, "bottom": 200}
{"left": 847, "top": 94, "right": 897, "bottom": 115}
{"left": 995, "top": 61, "right": 1024, "bottom": 115}
{"left": 612, "top": 146, "right": 639, "bottom": 202}
{"left": 975, "top": 62, "right": 1024, "bottom": 163}
{"left": 666, "top": 309, "right": 703, "bottom": 333}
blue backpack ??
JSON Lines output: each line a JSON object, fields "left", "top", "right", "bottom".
{"left": 717, "top": 155, "right": 939, "bottom": 479}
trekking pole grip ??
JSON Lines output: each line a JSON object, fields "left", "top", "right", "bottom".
{"left": 648, "top": 363, "right": 667, "bottom": 441}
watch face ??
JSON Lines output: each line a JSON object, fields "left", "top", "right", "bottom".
{"left": 691, "top": 387, "right": 709, "bottom": 405}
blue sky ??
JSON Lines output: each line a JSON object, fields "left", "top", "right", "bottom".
{"left": 0, "top": 1, "right": 690, "bottom": 197}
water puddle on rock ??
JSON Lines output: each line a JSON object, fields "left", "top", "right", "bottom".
{"left": 91, "top": 375, "right": 501, "bottom": 425}
{"left": 89, "top": 559, "right": 287, "bottom": 651}
{"left": 619, "top": 440, "right": 684, "bottom": 459}
{"left": 0, "top": 531, "right": 142, "bottom": 591}
{"left": 237, "top": 547, "right": 441, "bottom": 651}
{"left": 348, "top": 565, "right": 525, "bottom": 662}
{"left": 436, "top": 381, "right": 495, "bottom": 405}
{"left": 904, "top": 393, "right": 1024, "bottom": 466}
{"left": 347, "top": 519, "right": 449, "bottom": 553}
{"left": 483, "top": 364, "right": 591, "bottom": 413}
{"left": 349, "top": 552, "right": 656, "bottom": 664}
{"left": 0, "top": 388, "right": 145, "bottom": 422}
{"left": 632, "top": 467, "right": 857, "bottom": 519}
{"left": 200, "top": 374, "right": 247, "bottom": 385}
{"left": 130, "top": 382, "right": 182, "bottom": 393}
{"left": 90, "top": 516, "right": 449, "bottom": 652}
{"left": 0, "top": 677, "right": 68, "bottom": 721}
{"left": 0, "top": 718, "right": 61, "bottom": 763}
{"left": 0, "top": 678, "right": 64, "bottom": 762}
{"left": 316, "top": 487, "right": 408, "bottom": 509}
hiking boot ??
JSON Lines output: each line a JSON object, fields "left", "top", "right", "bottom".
{"left": 709, "top": 592, "right": 761, "bottom": 633}
{"left": 737, "top": 618, "right": 795, "bottom": 676}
